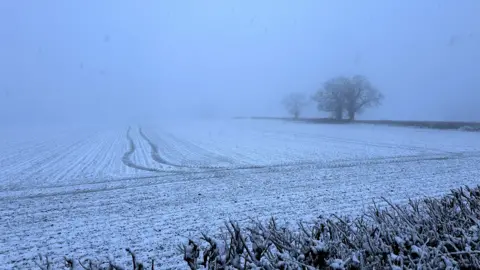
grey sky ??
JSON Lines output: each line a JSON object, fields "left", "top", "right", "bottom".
{"left": 1, "top": 1, "right": 479, "bottom": 124}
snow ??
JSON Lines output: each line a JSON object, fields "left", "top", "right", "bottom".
{"left": 329, "top": 259, "right": 345, "bottom": 269}
{"left": 411, "top": 245, "right": 423, "bottom": 257}
{"left": 394, "top": 236, "right": 406, "bottom": 247}
{"left": 1, "top": 119, "right": 480, "bottom": 269}
{"left": 0, "top": 129, "right": 149, "bottom": 193}
{"left": 143, "top": 119, "right": 480, "bottom": 168}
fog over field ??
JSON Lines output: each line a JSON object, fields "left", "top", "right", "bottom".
{"left": 2, "top": 2, "right": 480, "bottom": 268}
{"left": 0, "top": 1, "right": 479, "bottom": 125}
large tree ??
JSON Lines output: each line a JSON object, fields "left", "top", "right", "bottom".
{"left": 312, "top": 76, "right": 349, "bottom": 120}
{"left": 343, "top": 75, "right": 383, "bottom": 120}
{"left": 313, "top": 75, "right": 383, "bottom": 121}
{"left": 282, "top": 92, "right": 307, "bottom": 119}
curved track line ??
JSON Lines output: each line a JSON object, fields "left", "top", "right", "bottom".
{"left": 138, "top": 128, "right": 180, "bottom": 167}
{"left": 3, "top": 149, "right": 480, "bottom": 199}
{"left": 162, "top": 132, "right": 238, "bottom": 166}
{"left": 121, "top": 127, "right": 163, "bottom": 173}
{"left": 4, "top": 153, "right": 480, "bottom": 201}
{"left": 139, "top": 127, "right": 268, "bottom": 170}
{"left": 136, "top": 127, "right": 480, "bottom": 172}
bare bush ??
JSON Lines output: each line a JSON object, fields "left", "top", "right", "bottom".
{"left": 182, "top": 186, "right": 480, "bottom": 269}
{"left": 35, "top": 249, "right": 154, "bottom": 270}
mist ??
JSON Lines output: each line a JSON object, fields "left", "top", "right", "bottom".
{"left": 1, "top": 0, "right": 479, "bottom": 126}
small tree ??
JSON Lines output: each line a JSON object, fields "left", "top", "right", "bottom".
{"left": 282, "top": 92, "right": 307, "bottom": 119}
{"left": 312, "top": 76, "right": 349, "bottom": 120}
{"left": 343, "top": 75, "right": 383, "bottom": 120}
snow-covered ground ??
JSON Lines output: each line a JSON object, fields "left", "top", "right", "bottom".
{"left": 1, "top": 119, "right": 480, "bottom": 269}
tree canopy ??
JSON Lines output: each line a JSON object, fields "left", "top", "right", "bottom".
{"left": 313, "top": 75, "right": 383, "bottom": 120}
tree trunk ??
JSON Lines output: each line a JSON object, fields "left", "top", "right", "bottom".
{"left": 294, "top": 111, "right": 299, "bottom": 119}
{"left": 348, "top": 111, "right": 355, "bottom": 121}
{"left": 335, "top": 109, "right": 343, "bottom": 121}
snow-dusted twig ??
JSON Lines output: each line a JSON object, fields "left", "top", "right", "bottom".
{"left": 34, "top": 254, "right": 52, "bottom": 270}
{"left": 182, "top": 185, "right": 480, "bottom": 269}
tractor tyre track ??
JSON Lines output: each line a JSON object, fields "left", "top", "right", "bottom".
{"left": 133, "top": 127, "right": 480, "bottom": 174}
{"left": 11, "top": 148, "right": 477, "bottom": 200}
{"left": 121, "top": 127, "right": 163, "bottom": 173}
{"left": 2, "top": 151, "right": 480, "bottom": 201}
{"left": 138, "top": 128, "right": 181, "bottom": 168}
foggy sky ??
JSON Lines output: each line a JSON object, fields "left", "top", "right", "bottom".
{"left": 1, "top": 1, "right": 479, "bottom": 125}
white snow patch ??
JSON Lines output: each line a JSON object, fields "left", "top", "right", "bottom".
{"left": 1, "top": 120, "right": 480, "bottom": 268}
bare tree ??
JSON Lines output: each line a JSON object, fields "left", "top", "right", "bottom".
{"left": 282, "top": 92, "right": 307, "bottom": 119}
{"left": 313, "top": 75, "right": 383, "bottom": 121}
{"left": 312, "top": 76, "right": 349, "bottom": 120}
{"left": 343, "top": 75, "right": 383, "bottom": 120}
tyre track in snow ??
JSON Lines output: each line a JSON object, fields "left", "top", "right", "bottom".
{"left": 133, "top": 126, "right": 480, "bottom": 173}
{"left": 3, "top": 124, "right": 480, "bottom": 268}
{"left": 4, "top": 126, "right": 477, "bottom": 198}
{"left": 138, "top": 128, "right": 181, "bottom": 168}
{"left": 4, "top": 124, "right": 478, "bottom": 198}
{"left": 139, "top": 127, "right": 284, "bottom": 170}
{"left": 159, "top": 131, "right": 239, "bottom": 166}
{"left": 5, "top": 149, "right": 480, "bottom": 200}
{"left": 3, "top": 150, "right": 480, "bottom": 269}
{"left": 121, "top": 127, "right": 163, "bottom": 173}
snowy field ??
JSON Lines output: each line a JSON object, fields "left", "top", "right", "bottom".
{"left": 1, "top": 119, "right": 480, "bottom": 269}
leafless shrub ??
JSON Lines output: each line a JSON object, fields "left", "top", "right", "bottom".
{"left": 182, "top": 185, "right": 480, "bottom": 269}
{"left": 35, "top": 249, "right": 153, "bottom": 270}
{"left": 35, "top": 254, "right": 52, "bottom": 270}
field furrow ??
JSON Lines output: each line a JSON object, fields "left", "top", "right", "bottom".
{"left": 1, "top": 120, "right": 479, "bottom": 269}
{"left": 1, "top": 154, "right": 480, "bottom": 269}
